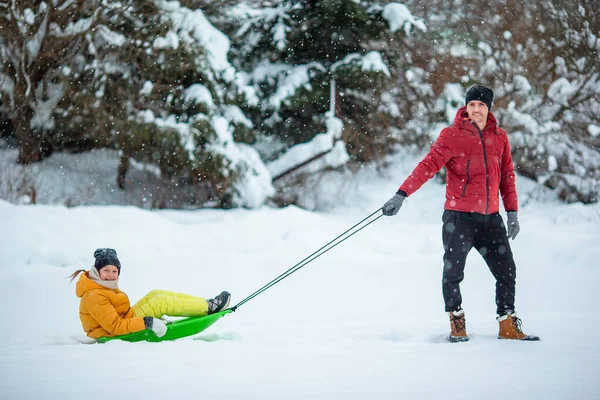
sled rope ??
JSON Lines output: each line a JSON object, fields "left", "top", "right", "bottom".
{"left": 229, "top": 208, "right": 384, "bottom": 311}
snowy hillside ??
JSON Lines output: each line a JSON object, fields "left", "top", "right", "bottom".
{"left": 1, "top": 152, "right": 599, "bottom": 399}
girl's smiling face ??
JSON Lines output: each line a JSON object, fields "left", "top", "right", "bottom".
{"left": 98, "top": 265, "right": 119, "bottom": 281}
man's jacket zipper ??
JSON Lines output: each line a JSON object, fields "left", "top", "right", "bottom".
{"left": 473, "top": 122, "right": 490, "bottom": 214}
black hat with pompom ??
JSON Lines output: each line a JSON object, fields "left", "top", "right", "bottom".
{"left": 94, "top": 248, "right": 121, "bottom": 274}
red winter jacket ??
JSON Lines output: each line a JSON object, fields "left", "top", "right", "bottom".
{"left": 399, "top": 107, "right": 518, "bottom": 214}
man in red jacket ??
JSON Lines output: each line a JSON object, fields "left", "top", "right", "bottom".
{"left": 382, "top": 85, "right": 539, "bottom": 342}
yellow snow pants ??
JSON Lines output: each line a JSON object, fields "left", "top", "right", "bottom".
{"left": 131, "top": 290, "right": 209, "bottom": 318}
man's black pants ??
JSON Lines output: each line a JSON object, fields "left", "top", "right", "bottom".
{"left": 442, "top": 210, "right": 516, "bottom": 316}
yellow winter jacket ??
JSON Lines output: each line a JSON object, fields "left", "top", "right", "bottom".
{"left": 76, "top": 272, "right": 145, "bottom": 339}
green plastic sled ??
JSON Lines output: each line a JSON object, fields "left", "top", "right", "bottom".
{"left": 97, "top": 310, "right": 232, "bottom": 343}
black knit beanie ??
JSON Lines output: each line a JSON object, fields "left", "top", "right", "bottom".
{"left": 465, "top": 85, "right": 494, "bottom": 110}
{"left": 94, "top": 248, "right": 121, "bottom": 274}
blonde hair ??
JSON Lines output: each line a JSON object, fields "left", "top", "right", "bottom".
{"left": 68, "top": 269, "right": 86, "bottom": 282}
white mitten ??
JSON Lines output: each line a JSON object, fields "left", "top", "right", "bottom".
{"left": 150, "top": 318, "right": 167, "bottom": 337}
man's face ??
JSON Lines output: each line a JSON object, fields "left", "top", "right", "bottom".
{"left": 466, "top": 100, "right": 489, "bottom": 127}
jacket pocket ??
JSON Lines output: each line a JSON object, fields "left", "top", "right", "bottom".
{"left": 497, "top": 157, "right": 502, "bottom": 180}
{"left": 461, "top": 160, "right": 471, "bottom": 198}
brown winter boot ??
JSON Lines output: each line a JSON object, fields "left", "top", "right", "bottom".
{"left": 497, "top": 313, "right": 540, "bottom": 341}
{"left": 449, "top": 309, "right": 469, "bottom": 342}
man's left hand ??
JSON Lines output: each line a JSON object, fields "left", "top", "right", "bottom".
{"left": 507, "top": 211, "right": 520, "bottom": 240}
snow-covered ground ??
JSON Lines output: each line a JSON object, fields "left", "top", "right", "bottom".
{"left": 1, "top": 150, "right": 599, "bottom": 399}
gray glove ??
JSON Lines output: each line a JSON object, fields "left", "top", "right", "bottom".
{"left": 382, "top": 192, "right": 406, "bottom": 216}
{"left": 506, "top": 211, "right": 520, "bottom": 240}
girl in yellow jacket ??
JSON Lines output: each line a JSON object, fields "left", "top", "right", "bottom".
{"left": 71, "top": 248, "right": 231, "bottom": 339}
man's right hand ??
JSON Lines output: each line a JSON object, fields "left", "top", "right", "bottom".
{"left": 382, "top": 192, "right": 406, "bottom": 216}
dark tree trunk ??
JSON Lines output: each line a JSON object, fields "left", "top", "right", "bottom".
{"left": 14, "top": 106, "right": 52, "bottom": 164}
{"left": 117, "top": 153, "right": 129, "bottom": 189}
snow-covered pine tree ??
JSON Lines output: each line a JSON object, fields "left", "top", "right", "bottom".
{"left": 503, "top": 0, "right": 600, "bottom": 204}
{"left": 221, "top": 0, "right": 425, "bottom": 165}
{"left": 0, "top": 0, "right": 115, "bottom": 164}
{"left": 1, "top": 0, "right": 273, "bottom": 208}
